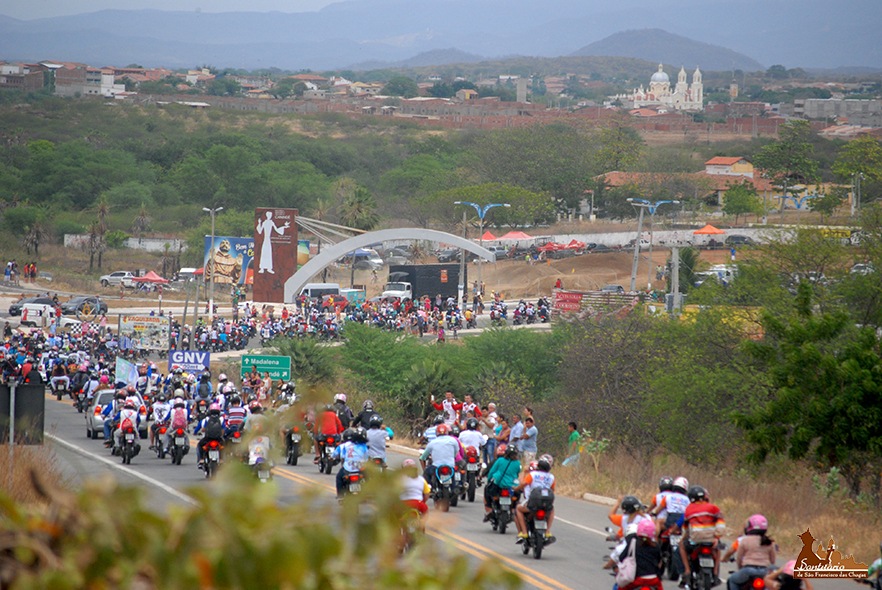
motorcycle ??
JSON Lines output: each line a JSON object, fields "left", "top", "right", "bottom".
{"left": 248, "top": 436, "right": 273, "bottom": 483}
{"left": 522, "top": 495, "right": 554, "bottom": 560}
{"left": 169, "top": 426, "right": 189, "bottom": 466}
{"left": 684, "top": 542, "right": 718, "bottom": 590}
{"left": 52, "top": 379, "right": 68, "bottom": 401}
{"left": 488, "top": 487, "right": 515, "bottom": 534}
{"left": 399, "top": 506, "right": 424, "bottom": 553}
{"left": 202, "top": 439, "right": 223, "bottom": 479}
{"left": 285, "top": 426, "right": 302, "bottom": 465}
{"left": 317, "top": 434, "right": 339, "bottom": 475}
{"left": 466, "top": 316, "right": 477, "bottom": 329}
{"left": 431, "top": 464, "right": 455, "bottom": 512}
{"left": 341, "top": 470, "right": 363, "bottom": 496}
{"left": 75, "top": 389, "right": 88, "bottom": 414}
{"left": 225, "top": 425, "right": 244, "bottom": 460}
{"left": 153, "top": 423, "right": 169, "bottom": 459}
{"left": 119, "top": 425, "right": 140, "bottom": 465}
{"left": 464, "top": 446, "right": 482, "bottom": 502}
{"left": 660, "top": 524, "right": 684, "bottom": 581}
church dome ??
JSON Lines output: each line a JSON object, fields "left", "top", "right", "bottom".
{"left": 650, "top": 64, "right": 669, "bottom": 83}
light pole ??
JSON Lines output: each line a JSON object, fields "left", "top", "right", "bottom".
{"left": 454, "top": 200, "right": 510, "bottom": 291}
{"left": 627, "top": 198, "right": 678, "bottom": 292}
{"left": 851, "top": 172, "right": 864, "bottom": 217}
{"left": 202, "top": 206, "right": 223, "bottom": 318}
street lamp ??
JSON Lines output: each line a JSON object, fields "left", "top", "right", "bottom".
{"left": 202, "top": 206, "right": 223, "bottom": 318}
{"left": 627, "top": 198, "right": 679, "bottom": 292}
{"left": 454, "top": 200, "right": 511, "bottom": 290}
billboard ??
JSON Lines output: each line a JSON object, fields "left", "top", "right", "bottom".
{"left": 168, "top": 350, "right": 211, "bottom": 374}
{"left": 117, "top": 315, "right": 170, "bottom": 351}
{"left": 253, "top": 208, "right": 298, "bottom": 303}
{"left": 204, "top": 235, "right": 310, "bottom": 287}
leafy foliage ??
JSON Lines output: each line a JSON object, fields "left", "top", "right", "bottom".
{"left": 273, "top": 337, "right": 337, "bottom": 385}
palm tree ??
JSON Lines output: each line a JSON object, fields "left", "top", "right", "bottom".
{"left": 95, "top": 199, "right": 110, "bottom": 269}
{"left": 339, "top": 187, "right": 379, "bottom": 231}
{"left": 22, "top": 220, "right": 50, "bottom": 257}
{"left": 131, "top": 204, "right": 151, "bottom": 243}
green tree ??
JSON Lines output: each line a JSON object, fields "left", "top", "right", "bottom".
{"left": 808, "top": 187, "right": 846, "bottom": 221}
{"left": 381, "top": 76, "right": 419, "bottom": 98}
{"left": 206, "top": 77, "right": 242, "bottom": 96}
{"left": 753, "top": 120, "right": 820, "bottom": 214}
{"left": 592, "top": 124, "right": 643, "bottom": 173}
{"left": 434, "top": 184, "right": 555, "bottom": 229}
{"left": 339, "top": 186, "right": 379, "bottom": 230}
{"left": 722, "top": 182, "right": 761, "bottom": 224}
{"left": 832, "top": 135, "right": 882, "bottom": 205}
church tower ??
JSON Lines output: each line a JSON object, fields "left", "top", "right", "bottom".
{"left": 691, "top": 67, "right": 703, "bottom": 107}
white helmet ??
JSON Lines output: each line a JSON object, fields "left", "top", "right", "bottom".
{"left": 673, "top": 476, "right": 690, "bottom": 493}
{"left": 334, "top": 393, "right": 347, "bottom": 403}
{"left": 222, "top": 383, "right": 235, "bottom": 394}
{"left": 219, "top": 373, "right": 228, "bottom": 382}
{"left": 174, "top": 388, "right": 184, "bottom": 397}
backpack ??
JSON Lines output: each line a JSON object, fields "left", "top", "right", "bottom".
{"left": 527, "top": 487, "right": 555, "bottom": 511}
{"left": 204, "top": 416, "right": 224, "bottom": 439}
{"left": 196, "top": 382, "right": 211, "bottom": 400}
{"left": 170, "top": 408, "right": 188, "bottom": 430}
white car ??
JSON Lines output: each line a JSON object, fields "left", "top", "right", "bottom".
{"left": 19, "top": 303, "right": 82, "bottom": 328}
{"left": 99, "top": 271, "right": 135, "bottom": 288}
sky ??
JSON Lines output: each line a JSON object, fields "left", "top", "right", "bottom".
{"left": 2, "top": 0, "right": 337, "bottom": 20}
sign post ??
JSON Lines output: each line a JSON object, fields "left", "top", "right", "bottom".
{"left": 240, "top": 354, "right": 291, "bottom": 381}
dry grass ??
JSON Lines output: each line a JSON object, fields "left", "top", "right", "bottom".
{"left": 0, "top": 444, "right": 67, "bottom": 505}
{"left": 555, "top": 449, "right": 880, "bottom": 562}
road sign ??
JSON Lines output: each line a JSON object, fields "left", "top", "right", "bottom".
{"left": 168, "top": 350, "right": 211, "bottom": 374}
{"left": 240, "top": 354, "right": 291, "bottom": 380}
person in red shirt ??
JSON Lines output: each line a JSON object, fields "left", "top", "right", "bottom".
{"left": 678, "top": 485, "right": 725, "bottom": 588}
{"left": 313, "top": 404, "right": 343, "bottom": 463}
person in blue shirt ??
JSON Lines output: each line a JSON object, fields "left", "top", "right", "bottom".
{"left": 332, "top": 427, "right": 369, "bottom": 498}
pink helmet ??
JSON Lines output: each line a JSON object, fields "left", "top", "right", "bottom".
{"left": 636, "top": 519, "right": 656, "bottom": 539}
{"left": 99, "top": 375, "right": 109, "bottom": 385}
{"left": 746, "top": 514, "right": 768, "bottom": 533}
{"left": 401, "top": 458, "right": 417, "bottom": 469}
{"left": 495, "top": 443, "right": 508, "bottom": 457}
{"left": 209, "top": 403, "right": 221, "bottom": 412}
{"left": 782, "top": 560, "right": 796, "bottom": 576}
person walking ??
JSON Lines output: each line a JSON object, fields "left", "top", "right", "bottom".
{"left": 562, "top": 422, "right": 581, "bottom": 466}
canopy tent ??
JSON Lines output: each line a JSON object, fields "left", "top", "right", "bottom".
{"left": 132, "top": 271, "right": 169, "bottom": 284}
{"left": 536, "top": 242, "right": 564, "bottom": 252}
{"left": 194, "top": 267, "right": 204, "bottom": 276}
{"left": 565, "top": 239, "right": 586, "bottom": 250}
{"left": 480, "top": 230, "right": 497, "bottom": 241}
{"left": 498, "top": 230, "right": 534, "bottom": 241}
{"left": 693, "top": 224, "right": 726, "bottom": 235}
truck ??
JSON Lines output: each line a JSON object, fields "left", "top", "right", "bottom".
{"left": 381, "top": 264, "right": 466, "bottom": 303}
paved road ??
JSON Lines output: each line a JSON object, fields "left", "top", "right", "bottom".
{"left": 40, "top": 392, "right": 855, "bottom": 590}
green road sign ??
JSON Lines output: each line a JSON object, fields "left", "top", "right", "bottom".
{"left": 240, "top": 354, "right": 291, "bottom": 380}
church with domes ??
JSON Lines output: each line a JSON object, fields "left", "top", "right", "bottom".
{"left": 612, "top": 64, "right": 704, "bottom": 112}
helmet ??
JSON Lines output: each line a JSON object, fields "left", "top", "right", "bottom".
{"left": 126, "top": 384, "right": 136, "bottom": 394}
{"left": 362, "top": 399, "right": 374, "bottom": 411}
{"left": 352, "top": 427, "right": 368, "bottom": 444}
{"left": 528, "top": 461, "right": 538, "bottom": 471}
{"left": 200, "top": 372, "right": 210, "bottom": 381}
{"left": 209, "top": 402, "right": 221, "bottom": 412}
{"left": 174, "top": 388, "right": 184, "bottom": 397}
{"left": 173, "top": 367, "right": 183, "bottom": 375}
{"left": 157, "top": 394, "right": 167, "bottom": 402}
{"left": 539, "top": 454, "right": 554, "bottom": 468}
{"left": 504, "top": 445, "right": 519, "bottom": 459}
{"left": 174, "top": 398, "right": 185, "bottom": 408}
{"left": 368, "top": 414, "right": 383, "bottom": 428}
{"left": 222, "top": 383, "right": 235, "bottom": 394}
{"left": 672, "top": 476, "right": 689, "bottom": 494}
{"left": 186, "top": 374, "right": 196, "bottom": 384}
{"left": 436, "top": 424, "right": 450, "bottom": 436}
{"left": 621, "top": 495, "right": 641, "bottom": 514}
{"left": 658, "top": 476, "right": 674, "bottom": 492}
{"left": 334, "top": 393, "right": 347, "bottom": 403}
{"left": 99, "top": 375, "right": 109, "bottom": 385}
{"left": 450, "top": 424, "right": 461, "bottom": 437}
{"left": 496, "top": 443, "right": 508, "bottom": 457}
{"left": 150, "top": 363, "right": 157, "bottom": 372}
{"left": 432, "top": 414, "right": 445, "bottom": 426}
{"left": 249, "top": 402, "right": 263, "bottom": 413}
{"left": 124, "top": 399, "right": 136, "bottom": 409}
{"left": 782, "top": 560, "right": 796, "bottom": 576}
{"left": 116, "top": 390, "right": 127, "bottom": 400}
{"left": 746, "top": 514, "right": 768, "bottom": 534}
{"left": 687, "top": 485, "right": 708, "bottom": 503}
{"left": 218, "top": 373, "right": 227, "bottom": 382}
{"left": 401, "top": 458, "right": 417, "bottom": 470}
{"left": 637, "top": 519, "right": 656, "bottom": 539}
{"left": 466, "top": 418, "right": 479, "bottom": 430}
{"left": 341, "top": 428, "right": 355, "bottom": 442}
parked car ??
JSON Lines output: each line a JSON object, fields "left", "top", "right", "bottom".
{"left": 85, "top": 389, "right": 148, "bottom": 440}
{"left": 626, "top": 238, "right": 651, "bottom": 249}
{"left": 850, "top": 263, "right": 875, "bottom": 275}
{"left": 436, "top": 249, "right": 478, "bottom": 263}
{"left": 484, "top": 245, "right": 509, "bottom": 260}
{"left": 8, "top": 296, "right": 55, "bottom": 316}
{"left": 590, "top": 244, "right": 614, "bottom": 253}
{"left": 61, "top": 296, "right": 108, "bottom": 317}
{"left": 600, "top": 285, "right": 626, "bottom": 294}
{"left": 99, "top": 271, "right": 135, "bottom": 288}
{"left": 724, "top": 235, "right": 755, "bottom": 246}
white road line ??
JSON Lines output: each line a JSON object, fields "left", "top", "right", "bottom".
{"left": 45, "top": 433, "right": 197, "bottom": 506}
{"left": 555, "top": 516, "right": 608, "bottom": 536}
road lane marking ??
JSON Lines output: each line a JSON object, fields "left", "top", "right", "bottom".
{"left": 555, "top": 516, "right": 607, "bottom": 537}
{"left": 45, "top": 433, "right": 197, "bottom": 506}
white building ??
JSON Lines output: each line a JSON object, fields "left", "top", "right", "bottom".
{"left": 612, "top": 64, "right": 704, "bottom": 112}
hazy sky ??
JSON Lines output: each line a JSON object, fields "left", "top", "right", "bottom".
{"left": 2, "top": 0, "right": 337, "bottom": 20}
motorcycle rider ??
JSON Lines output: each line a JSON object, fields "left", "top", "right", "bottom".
{"left": 314, "top": 404, "right": 344, "bottom": 464}
{"left": 225, "top": 395, "right": 249, "bottom": 437}
{"left": 763, "top": 560, "right": 815, "bottom": 590}
{"left": 399, "top": 458, "right": 430, "bottom": 516}
{"left": 609, "top": 494, "right": 651, "bottom": 540}
{"left": 459, "top": 417, "right": 485, "bottom": 453}
{"left": 194, "top": 403, "right": 226, "bottom": 469}
{"left": 49, "top": 360, "right": 69, "bottom": 393}
{"left": 483, "top": 444, "right": 521, "bottom": 521}
{"left": 195, "top": 371, "right": 213, "bottom": 404}
{"left": 366, "top": 414, "right": 388, "bottom": 466}
{"left": 422, "top": 414, "right": 445, "bottom": 445}
{"left": 165, "top": 397, "right": 190, "bottom": 451}
{"left": 514, "top": 454, "right": 555, "bottom": 544}
{"left": 352, "top": 399, "right": 378, "bottom": 428}
{"left": 651, "top": 476, "right": 690, "bottom": 534}
{"left": 727, "top": 514, "right": 776, "bottom": 590}
{"left": 112, "top": 398, "right": 141, "bottom": 453}
{"left": 678, "top": 485, "right": 725, "bottom": 588}
{"left": 617, "top": 519, "right": 664, "bottom": 590}
{"left": 102, "top": 389, "right": 129, "bottom": 445}
{"left": 419, "top": 423, "right": 463, "bottom": 490}
{"left": 334, "top": 393, "right": 354, "bottom": 428}
{"left": 332, "top": 427, "right": 369, "bottom": 498}
{"left": 148, "top": 393, "right": 171, "bottom": 451}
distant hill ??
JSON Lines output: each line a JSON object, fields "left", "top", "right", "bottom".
{"left": 351, "top": 48, "right": 486, "bottom": 70}
{"left": 572, "top": 29, "right": 764, "bottom": 72}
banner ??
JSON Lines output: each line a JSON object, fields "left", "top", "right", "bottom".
{"left": 204, "top": 236, "right": 254, "bottom": 285}
{"left": 168, "top": 350, "right": 210, "bottom": 374}
{"left": 253, "top": 208, "right": 298, "bottom": 303}
{"left": 115, "top": 357, "right": 139, "bottom": 386}
{"left": 117, "top": 315, "right": 170, "bottom": 351}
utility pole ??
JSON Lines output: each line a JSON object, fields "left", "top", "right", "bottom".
{"left": 202, "top": 206, "right": 223, "bottom": 318}
{"left": 629, "top": 204, "right": 645, "bottom": 293}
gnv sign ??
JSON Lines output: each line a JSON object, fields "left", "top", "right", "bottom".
{"left": 168, "top": 350, "right": 210, "bottom": 374}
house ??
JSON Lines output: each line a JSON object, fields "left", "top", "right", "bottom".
{"left": 599, "top": 169, "right": 774, "bottom": 207}
{"left": 704, "top": 157, "right": 754, "bottom": 178}
{"left": 0, "top": 62, "right": 47, "bottom": 92}
{"left": 455, "top": 88, "right": 478, "bottom": 101}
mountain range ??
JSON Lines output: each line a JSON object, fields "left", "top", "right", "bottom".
{"left": 0, "top": 0, "right": 878, "bottom": 72}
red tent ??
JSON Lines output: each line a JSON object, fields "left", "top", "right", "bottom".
{"left": 537, "top": 242, "right": 564, "bottom": 252}
{"left": 565, "top": 239, "right": 586, "bottom": 250}
{"left": 498, "top": 230, "right": 534, "bottom": 241}
{"left": 480, "top": 230, "right": 497, "bottom": 241}
{"left": 693, "top": 224, "right": 725, "bottom": 235}
{"left": 132, "top": 271, "right": 169, "bottom": 284}
{"left": 194, "top": 267, "right": 204, "bottom": 276}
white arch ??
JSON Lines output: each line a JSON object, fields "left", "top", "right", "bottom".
{"left": 284, "top": 228, "right": 496, "bottom": 302}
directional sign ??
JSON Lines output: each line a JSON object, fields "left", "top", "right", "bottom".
{"left": 168, "top": 350, "right": 211, "bottom": 374}
{"left": 240, "top": 354, "right": 291, "bottom": 380}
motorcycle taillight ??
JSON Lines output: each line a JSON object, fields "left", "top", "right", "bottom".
{"left": 535, "top": 509, "right": 546, "bottom": 520}
{"left": 468, "top": 457, "right": 477, "bottom": 463}
{"left": 326, "top": 437, "right": 334, "bottom": 444}
{"left": 349, "top": 474, "right": 360, "bottom": 482}
{"left": 751, "top": 578, "right": 765, "bottom": 589}
{"left": 292, "top": 426, "right": 299, "bottom": 432}
{"left": 439, "top": 465, "right": 452, "bottom": 475}
{"left": 176, "top": 428, "right": 184, "bottom": 436}
{"left": 699, "top": 546, "right": 713, "bottom": 555}
{"left": 209, "top": 440, "right": 219, "bottom": 449}
{"left": 233, "top": 431, "right": 241, "bottom": 439}
{"left": 159, "top": 427, "right": 167, "bottom": 434}
{"left": 501, "top": 489, "right": 510, "bottom": 497}
{"left": 125, "top": 427, "right": 134, "bottom": 433}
